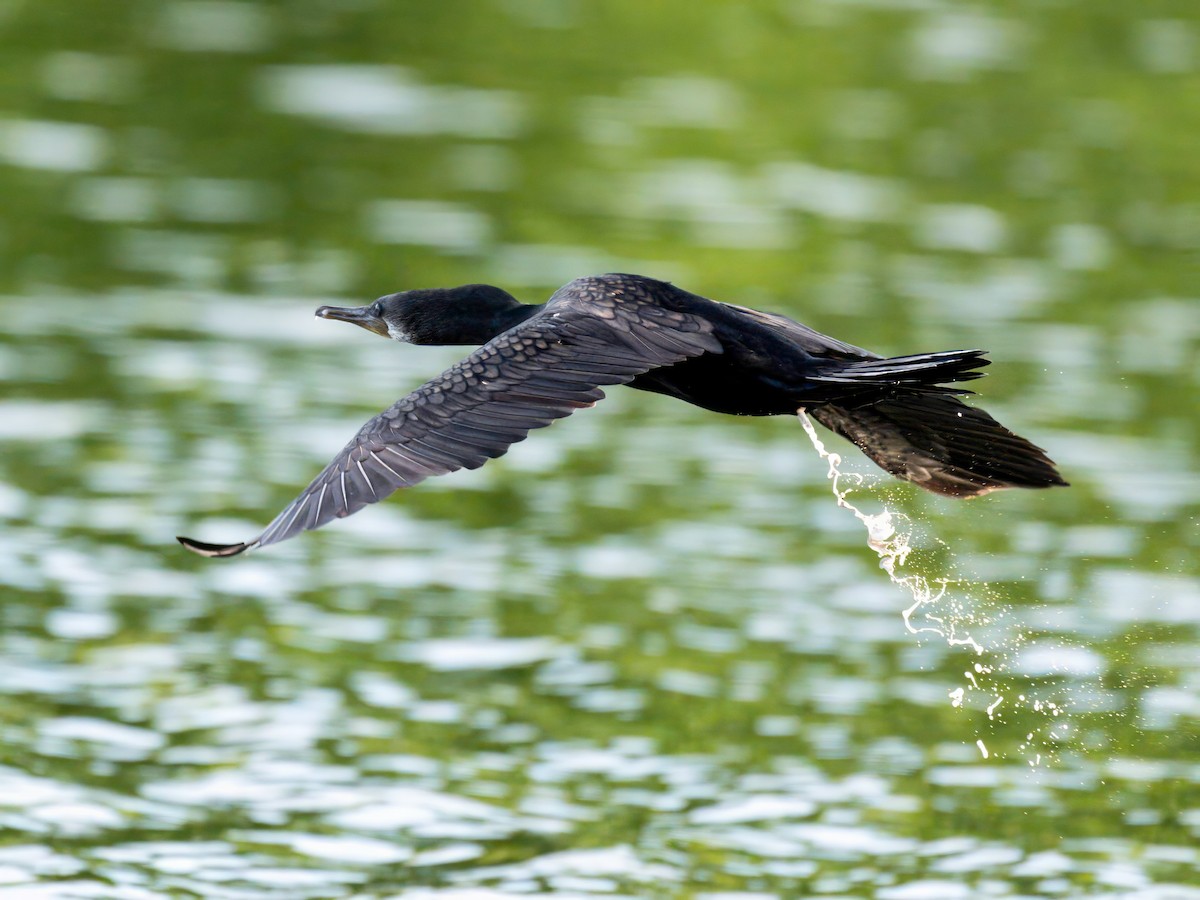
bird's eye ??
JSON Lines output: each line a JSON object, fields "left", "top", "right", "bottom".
{"left": 372, "top": 303, "right": 385, "bottom": 317}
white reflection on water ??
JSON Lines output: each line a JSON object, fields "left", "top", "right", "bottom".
{"left": 0, "top": 402, "right": 103, "bottom": 441}
{"left": 1133, "top": 19, "right": 1197, "bottom": 74}
{"left": 893, "top": 256, "right": 1054, "bottom": 321}
{"left": 767, "top": 161, "right": 905, "bottom": 223}
{"left": 908, "top": 11, "right": 1026, "bottom": 81}
{"left": 70, "top": 178, "right": 159, "bottom": 223}
{"left": 40, "top": 52, "right": 136, "bottom": 103}
{"left": 258, "top": 66, "right": 524, "bottom": 138}
{"left": 169, "top": 178, "right": 277, "bottom": 224}
{"left": 0, "top": 120, "right": 108, "bottom": 172}
{"left": 1051, "top": 222, "right": 1113, "bottom": 271}
{"left": 366, "top": 200, "right": 491, "bottom": 251}
{"left": 153, "top": 1, "right": 276, "bottom": 54}
{"left": 453, "top": 845, "right": 682, "bottom": 891}
{"left": 394, "top": 637, "right": 562, "bottom": 671}
{"left": 38, "top": 717, "right": 164, "bottom": 761}
{"left": 629, "top": 160, "right": 792, "bottom": 249}
{"left": 689, "top": 795, "right": 817, "bottom": 825}
{"left": 916, "top": 203, "right": 1008, "bottom": 254}
{"left": 614, "top": 76, "right": 742, "bottom": 130}
{"left": 577, "top": 76, "right": 741, "bottom": 151}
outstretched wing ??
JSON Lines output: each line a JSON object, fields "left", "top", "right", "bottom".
{"left": 178, "top": 287, "right": 722, "bottom": 557}
{"left": 723, "top": 303, "right": 877, "bottom": 360}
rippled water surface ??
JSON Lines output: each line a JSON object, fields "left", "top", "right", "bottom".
{"left": 1, "top": 3, "right": 1198, "bottom": 898}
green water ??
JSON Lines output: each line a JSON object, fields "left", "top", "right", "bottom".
{"left": 1, "top": 2, "right": 1198, "bottom": 897}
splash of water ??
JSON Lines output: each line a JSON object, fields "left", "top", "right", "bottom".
{"left": 796, "top": 410, "right": 983, "bottom": 653}
{"left": 797, "top": 409, "right": 1067, "bottom": 764}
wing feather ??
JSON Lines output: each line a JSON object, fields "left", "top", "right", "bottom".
{"left": 179, "top": 278, "right": 722, "bottom": 557}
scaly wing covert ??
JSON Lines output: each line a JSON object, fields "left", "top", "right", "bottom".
{"left": 179, "top": 288, "right": 721, "bottom": 557}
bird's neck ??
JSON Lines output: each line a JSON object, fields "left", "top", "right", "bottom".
{"left": 406, "top": 289, "right": 541, "bottom": 345}
{"left": 489, "top": 302, "right": 541, "bottom": 340}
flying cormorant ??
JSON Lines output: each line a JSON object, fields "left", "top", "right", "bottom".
{"left": 179, "top": 273, "right": 1066, "bottom": 557}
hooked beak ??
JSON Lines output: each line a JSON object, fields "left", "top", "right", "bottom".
{"left": 315, "top": 304, "right": 389, "bottom": 338}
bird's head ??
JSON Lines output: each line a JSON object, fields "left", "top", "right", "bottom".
{"left": 316, "top": 284, "right": 524, "bottom": 346}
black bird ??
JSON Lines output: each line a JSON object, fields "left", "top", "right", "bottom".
{"left": 179, "top": 273, "right": 1066, "bottom": 557}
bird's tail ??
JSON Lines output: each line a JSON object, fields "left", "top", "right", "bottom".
{"left": 807, "top": 348, "right": 990, "bottom": 397}
{"left": 807, "top": 350, "right": 1067, "bottom": 498}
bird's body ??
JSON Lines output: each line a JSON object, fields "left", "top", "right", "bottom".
{"left": 179, "top": 273, "right": 1066, "bottom": 557}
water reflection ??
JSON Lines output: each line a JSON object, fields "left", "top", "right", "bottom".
{"left": 260, "top": 66, "right": 525, "bottom": 138}
{"left": 0, "top": 120, "right": 108, "bottom": 172}
{"left": 1, "top": 0, "right": 1199, "bottom": 896}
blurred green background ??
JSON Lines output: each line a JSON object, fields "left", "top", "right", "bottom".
{"left": 0, "top": 1, "right": 1198, "bottom": 897}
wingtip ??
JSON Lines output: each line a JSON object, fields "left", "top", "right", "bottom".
{"left": 177, "top": 535, "right": 252, "bottom": 558}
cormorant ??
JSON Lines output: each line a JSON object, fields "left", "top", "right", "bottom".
{"left": 179, "top": 273, "right": 1066, "bottom": 557}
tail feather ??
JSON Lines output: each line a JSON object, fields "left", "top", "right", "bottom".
{"left": 809, "top": 349, "right": 990, "bottom": 390}
{"left": 807, "top": 351, "right": 1067, "bottom": 498}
